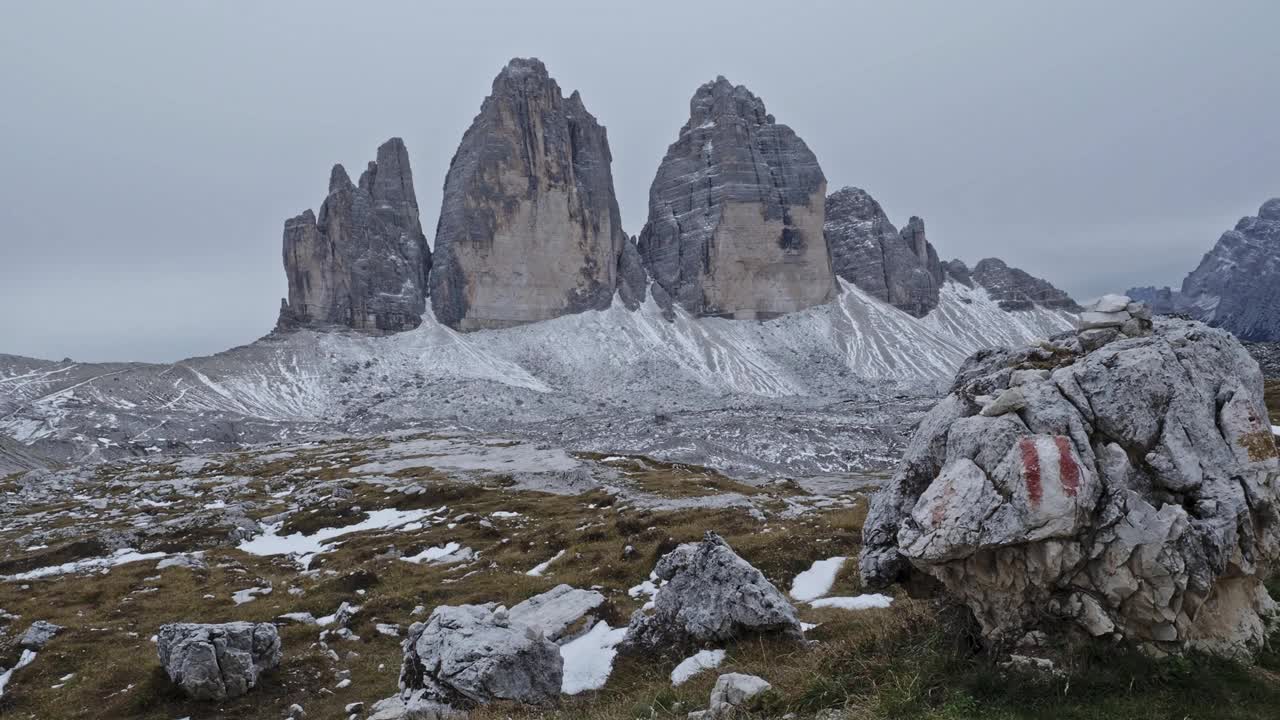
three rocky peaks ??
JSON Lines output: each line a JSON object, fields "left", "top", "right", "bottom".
{"left": 278, "top": 58, "right": 1075, "bottom": 334}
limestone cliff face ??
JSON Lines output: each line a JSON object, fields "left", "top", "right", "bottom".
{"left": 637, "top": 77, "right": 834, "bottom": 320}
{"left": 823, "top": 187, "right": 943, "bottom": 317}
{"left": 278, "top": 138, "right": 431, "bottom": 333}
{"left": 430, "top": 58, "right": 629, "bottom": 331}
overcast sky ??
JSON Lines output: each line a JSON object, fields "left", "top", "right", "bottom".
{"left": 2, "top": 1, "right": 1278, "bottom": 363}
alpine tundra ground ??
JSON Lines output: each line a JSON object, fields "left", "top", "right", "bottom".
{"left": 1, "top": 429, "right": 1278, "bottom": 720}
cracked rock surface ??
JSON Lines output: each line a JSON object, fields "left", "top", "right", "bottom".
{"left": 860, "top": 312, "right": 1280, "bottom": 658}
{"left": 157, "top": 621, "right": 282, "bottom": 700}
{"left": 399, "top": 603, "right": 563, "bottom": 709}
{"left": 278, "top": 138, "right": 431, "bottom": 334}
{"left": 824, "top": 187, "right": 944, "bottom": 318}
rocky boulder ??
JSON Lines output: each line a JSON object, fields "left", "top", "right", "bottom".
{"left": 860, "top": 313, "right": 1280, "bottom": 657}
{"left": 622, "top": 532, "right": 801, "bottom": 651}
{"left": 399, "top": 603, "right": 562, "bottom": 709}
{"left": 156, "top": 622, "right": 282, "bottom": 700}
{"left": 430, "top": 58, "right": 630, "bottom": 331}
{"left": 18, "top": 620, "right": 61, "bottom": 650}
{"left": 637, "top": 77, "right": 834, "bottom": 320}
{"left": 1127, "top": 198, "right": 1280, "bottom": 341}
{"left": 688, "top": 673, "right": 773, "bottom": 719}
{"left": 824, "top": 187, "right": 943, "bottom": 317}
{"left": 278, "top": 138, "right": 432, "bottom": 334}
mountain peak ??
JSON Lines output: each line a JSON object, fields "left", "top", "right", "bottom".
{"left": 280, "top": 141, "right": 431, "bottom": 334}
{"left": 638, "top": 76, "right": 830, "bottom": 319}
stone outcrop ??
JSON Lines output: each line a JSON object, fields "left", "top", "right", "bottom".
{"left": 430, "top": 58, "right": 629, "bottom": 331}
{"left": 688, "top": 673, "right": 773, "bottom": 719}
{"left": 622, "top": 532, "right": 802, "bottom": 652}
{"left": 860, "top": 310, "right": 1280, "bottom": 658}
{"left": 637, "top": 77, "right": 835, "bottom": 320}
{"left": 824, "top": 187, "right": 944, "bottom": 317}
{"left": 1127, "top": 198, "right": 1280, "bottom": 341}
{"left": 18, "top": 620, "right": 61, "bottom": 651}
{"left": 157, "top": 622, "right": 282, "bottom": 700}
{"left": 278, "top": 138, "right": 432, "bottom": 333}
{"left": 961, "top": 257, "right": 1080, "bottom": 311}
{"left": 399, "top": 603, "right": 562, "bottom": 709}
{"left": 1073, "top": 293, "right": 1154, "bottom": 350}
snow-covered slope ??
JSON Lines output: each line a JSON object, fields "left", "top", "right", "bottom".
{"left": 0, "top": 281, "right": 1073, "bottom": 472}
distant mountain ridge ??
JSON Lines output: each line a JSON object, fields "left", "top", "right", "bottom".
{"left": 0, "top": 280, "right": 1073, "bottom": 473}
{"left": 1129, "top": 198, "right": 1280, "bottom": 340}
{"left": 276, "top": 57, "right": 1078, "bottom": 337}
{"left": 1, "top": 56, "right": 1085, "bottom": 474}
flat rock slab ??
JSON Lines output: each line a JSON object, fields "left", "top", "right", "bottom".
{"left": 509, "top": 584, "right": 606, "bottom": 642}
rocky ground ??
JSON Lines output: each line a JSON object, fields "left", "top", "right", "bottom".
{"left": 2, "top": 419, "right": 1279, "bottom": 719}
{"left": 0, "top": 429, "right": 873, "bottom": 718}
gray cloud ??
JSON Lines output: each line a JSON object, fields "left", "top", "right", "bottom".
{"left": 2, "top": 0, "right": 1277, "bottom": 362}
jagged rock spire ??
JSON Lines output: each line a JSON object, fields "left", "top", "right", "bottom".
{"left": 824, "top": 187, "right": 944, "bottom": 317}
{"left": 278, "top": 137, "right": 431, "bottom": 333}
{"left": 429, "top": 57, "right": 632, "bottom": 331}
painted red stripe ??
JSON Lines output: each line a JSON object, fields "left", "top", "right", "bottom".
{"left": 1019, "top": 437, "right": 1042, "bottom": 508}
{"left": 1055, "top": 436, "right": 1080, "bottom": 497}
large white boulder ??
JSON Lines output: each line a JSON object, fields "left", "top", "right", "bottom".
{"left": 399, "top": 604, "right": 562, "bottom": 709}
{"left": 861, "top": 317, "right": 1280, "bottom": 658}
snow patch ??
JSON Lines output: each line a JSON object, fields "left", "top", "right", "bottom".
{"left": 526, "top": 549, "right": 565, "bottom": 577}
{"left": 0, "top": 649, "right": 37, "bottom": 698}
{"left": 789, "top": 556, "right": 846, "bottom": 602}
{"left": 559, "top": 621, "right": 627, "bottom": 695}
{"left": 671, "top": 648, "right": 726, "bottom": 686}
{"left": 809, "top": 594, "right": 894, "bottom": 610}
{"left": 237, "top": 507, "right": 439, "bottom": 568}
{"left": 5, "top": 548, "right": 167, "bottom": 581}
{"left": 231, "top": 586, "right": 272, "bottom": 605}
{"left": 400, "top": 542, "right": 474, "bottom": 565}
